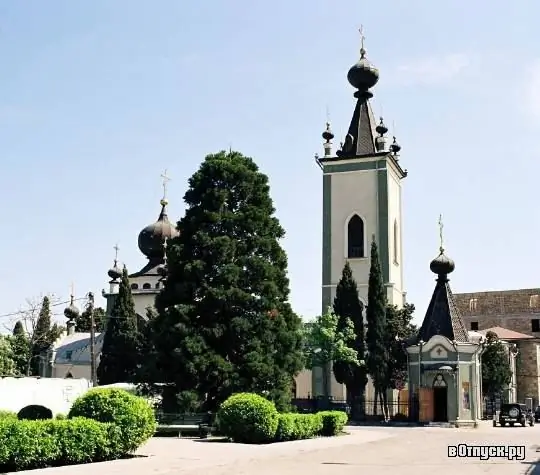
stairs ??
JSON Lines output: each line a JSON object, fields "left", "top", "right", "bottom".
{"left": 426, "top": 422, "right": 455, "bottom": 428}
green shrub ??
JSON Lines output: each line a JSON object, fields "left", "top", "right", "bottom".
{"left": 218, "top": 393, "right": 279, "bottom": 444}
{"left": 55, "top": 413, "right": 67, "bottom": 420}
{"left": 317, "top": 410, "right": 348, "bottom": 436}
{"left": 68, "top": 388, "right": 156, "bottom": 454}
{"left": 0, "top": 417, "right": 123, "bottom": 472}
{"left": 0, "top": 410, "right": 17, "bottom": 420}
{"left": 274, "top": 413, "right": 322, "bottom": 441}
{"left": 17, "top": 405, "right": 53, "bottom": 420}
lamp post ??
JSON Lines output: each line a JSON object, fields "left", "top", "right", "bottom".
{"left": 509, "top": 344, "right": 519, "bottom": 404}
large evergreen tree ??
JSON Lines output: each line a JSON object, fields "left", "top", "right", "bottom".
{"left": 97, "top": 267, "right": 140, "bottom": 385}
{"left": 30, "top": 296, "right": 52, "bottom": 375}
{"left": 365, "top": 240, "right": 388, "bottom": 418}
{"left": 0, "top": 336, "right": 17, "bottom": 376}
{"left": 76, "top": 306, "right": 106, "bottom": 332}
{"left": 150, "top": 150, "right": 304, "bottom": 412}
{"left": 482, "top": 331, "right": 512, "bottom": 398}
{"left": 332, "top": 262, "right": 367, "bottom": 412}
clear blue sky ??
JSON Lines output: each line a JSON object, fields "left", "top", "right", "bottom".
{"left": 1, "top": 0, "right": 539, "bottom": 328}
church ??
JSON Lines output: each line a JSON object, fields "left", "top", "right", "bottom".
{"left": 41, "top": 186, "right": 178, "bottom": 379}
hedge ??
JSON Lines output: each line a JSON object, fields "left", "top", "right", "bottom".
{"left": 0, "top": 417, "right": 121, "bottom": 472}
{"left": 68, "top": 388, "right": 156, "bottom": 454}
{"left": 218, "top": 393, "right": 279, "bottom": 444}
{"left": 0, "top": 410, "right": 17, "bottom": 420}
{"left": 218, "top": 392, "right": 348, "bottom": 443}
{"left": 317, "top": 410, "right": 349, "bottom": 436}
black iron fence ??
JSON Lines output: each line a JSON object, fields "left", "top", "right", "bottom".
{"left": 291, "top": 397, "right": 416, "bottom": 422}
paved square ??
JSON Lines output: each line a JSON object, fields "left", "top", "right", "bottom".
{"left": 18, "top": 423, "right": 540, "bottom": 474}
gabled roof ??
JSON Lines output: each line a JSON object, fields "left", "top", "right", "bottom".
{"left": 478, "top": 326, "right": 534, "bottom": 340}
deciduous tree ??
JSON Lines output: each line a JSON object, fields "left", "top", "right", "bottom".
{"left": 482, "top": 331, "right": 512, "bottom": 399}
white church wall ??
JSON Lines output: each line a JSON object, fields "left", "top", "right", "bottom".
{"left": 329, "top": 166, "right": 379, "bottom": 303}
{"left": 387, "top": 163, "right": 404, "bottom": 307}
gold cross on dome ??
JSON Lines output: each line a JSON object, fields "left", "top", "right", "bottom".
{"left": 359, "top": 25, "right": 365, "bottom": 50}
{"left": 160, "top": 169, "right": 171, "bottom": 200}
{"left": 438, "top": 214, "right": 444, "bottom": 253}
{"left": 113, "top": 243, "right": 119, "bottom": 262}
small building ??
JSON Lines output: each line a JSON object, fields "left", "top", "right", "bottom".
{"left": 406, "top": 245, "right": 485, "bottom": 426}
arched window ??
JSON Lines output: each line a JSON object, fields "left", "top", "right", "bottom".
{"left": 347, "top": 215, "right": 365, "bottom": 258}
{"left": 131, "top": 283, "right": 139, "bottom": 290}
{"left": 393, "top": 219, "right": 399, "bottom": 264}
{"left": 530, "top": 295, "right": 539, "bottom": 308}
{"left": 142, "top": 283, "right": 151, "bottom": 290}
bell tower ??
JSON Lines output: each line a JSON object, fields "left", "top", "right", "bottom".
{"left": 316, "top": 29, "right": 408, "bottom": 311}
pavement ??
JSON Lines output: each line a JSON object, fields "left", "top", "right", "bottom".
{"left": 15, "top": 423, "right": 540, "bottom": 474}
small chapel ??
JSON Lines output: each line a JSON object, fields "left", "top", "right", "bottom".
{"left": 405, "top": 235, "right": 485, "bottom": 427}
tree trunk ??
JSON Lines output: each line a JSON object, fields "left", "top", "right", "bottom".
{"left": 378, "top": 390, "right": 386, "bottom": 421}
{"left": 373, "top": 388, "right": 378, "bottom": 416}
{"left": 382, "top": 389, "right": 389, "bottom": 422}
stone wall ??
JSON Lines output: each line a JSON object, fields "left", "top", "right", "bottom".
{"left": 454, "top": 288, "right": 540, "bottom": 336}
{"left": 516, "top": 340, "right": 540, "bottom": 404}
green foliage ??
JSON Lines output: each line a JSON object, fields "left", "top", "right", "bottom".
{"left": 317, "top": 411, "right": 349, "bottom": 436}
{"left": 11, "top": 321, "right": 30, "bottom": 376}
{"left": 274, "top": 413, "right": 323, "bottom": 441}
{"left": 0, "top": 417, "right": 123, "bottom": 472}
{"left": 0, "top": 410, "right": 17, "bottom": 420}
{"left": 149, "top": 150, "right": 304, "bottom": 412}
{"left": 18, "top": 405, "right": 53, "bottom": 420}
{"left": 385, "top": 303, "right": 417, "bottom": 389}
{"left": 304, "top": 308, "right": 361, "bottom": 369}
{"left": 218, "top": 393, "right": 279, "bottom": 444}
{"left": 332, "top": 262, "right": 367, "bottom": 400}
{"left": 365, "top": 240, "right": 388, "bottom": 392}
{"left": 55, "top": 413, "right": 67, "bottom": 420}
{"left": 30, "top": 296, "right": 52, "bottom": 376}
{"left": 76, "top": 306, "right": 106, "bottom": 333}
{"left": 98, "top": 268, "right": 140, "bottom": 385}
{"left": 0, "top": 336, "right": 17, "bottom": 376}
{"left": 68, "top": 388, "right": 156, "bottom": 454}
{"left": 482, "top": 331, "right": 513, "bottom": 397}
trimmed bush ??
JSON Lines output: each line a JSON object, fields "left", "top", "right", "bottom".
{"left": 18, "top": 405, "right": 53, "bottom": 420}
{"left": 0, "top": 410, "right": 17, "bottom": 420}
{"left": 317, "top": 410, "right": 348, "bottom": 436}
{"left": 68, "top": 388, "right": 155, "bottom": 453}
{"left": 218, "top": 393, "right": 279, "bottom": 444}
{"left": 274, "top": 413, "right": 323, "bottom": 441}
{"left": 0, "top": 417, "right": 123, "bottom": 472}
{"left": 55, "top": 413, "right": 67, "bottom": 420}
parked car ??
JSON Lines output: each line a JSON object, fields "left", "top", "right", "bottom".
{"left": 534, "top": 406, "right": 540, "bottom": 423}
{"left": 493, "top": 403, "right": 534, "bottom": 427}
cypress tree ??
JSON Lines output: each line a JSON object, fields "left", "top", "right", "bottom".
{"left": 150, "top": 150, "right": 304, "bottom": 412}
{"left": 365, "top": 240, "right": 388, "bottom": 417}
{"left": 76, "top": 306, "right": 106, "bottom": 332}
{"left": 30, "top": 296, "right": 52, "bottom": 375}
{"left": 97, "top": 267, "right": 140, "bottom": 385}
{"left": 332, "top": 262, "right": 367, "bottom": 412}
{"left": 11, "top": 321, "right": 29, "bottom": 376}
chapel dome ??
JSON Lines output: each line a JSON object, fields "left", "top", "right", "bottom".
{"left": 138, "top": 199, "right": 179, "bottom": 260}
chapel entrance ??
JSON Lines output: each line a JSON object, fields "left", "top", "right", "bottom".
{"left": 432, "top": 374, "right": 448, "bottom": 422}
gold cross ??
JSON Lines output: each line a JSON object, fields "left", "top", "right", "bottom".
{"left": 359, "top": 25, "right": 365, "bottom": 51}
{"left": 70, "top": 282, "right": 75, "bottom": 303}
{"left": 438, "top": 214, "right": 444, "bottom": 252}
{"left": 160, "top": 169, "right": 171, "bottom": 201}
{"left": 113, "top": 243, "right": 119, "bottom": 263}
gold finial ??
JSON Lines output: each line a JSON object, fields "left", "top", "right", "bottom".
{"left": 438, "top": 214, "right": 444, "bottom": 253}
{"left": 326, "top": 105, "right": 330, "bottom": 123}
{"left": 70, "top": 282, "right": 75, "bottom": 304}
{"left": 163, "top": 237, "right": 168, "bottom": 263}
{"left": 160, "top": 169, "right": 171, "bottom": 205}
{"left": 359, "top": 25, "right": 366, "bottom": 56}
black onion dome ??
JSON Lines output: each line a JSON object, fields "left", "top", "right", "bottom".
{"left": 430, "top": 251, "right": 455, "bottom": 276}
{"left": 376, "top": 117, "right": 388, "bottom": 136}
{"left": 138, "top": 199, "right": 179, "bottom": 260}
{"left": 322, "top": 122, "right": 334, "bottom": 141}
{"left": 347, "top": 49, "right": 379, "bottom": 91}
{"left": 64, "top": 302, "right": 80, "bottom": 320}
{"left": 390, "top": 136, "right": 401, "bottom": 154}
{"left": 107, "top": 265, "right": 122, "bottom": 280}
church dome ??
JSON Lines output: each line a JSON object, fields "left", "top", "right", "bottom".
{"left": 138, "top": 199, "right": 179, "bottom": 260}
{"left": 347, "top": 49, "right": 379, "bottom": 92}
{"left": 430, "top": 251, "right": 455, "bottom": 276}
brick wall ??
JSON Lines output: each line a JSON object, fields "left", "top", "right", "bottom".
{"left": 516, "top": 341, "right": 540, "bottom": 404}
{"left": 454, "top": 289, "right": 540, "bottom": 336}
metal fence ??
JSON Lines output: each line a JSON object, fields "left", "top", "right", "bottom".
{"left": 291, "top": 397, "right": 414, "bottom": 422}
